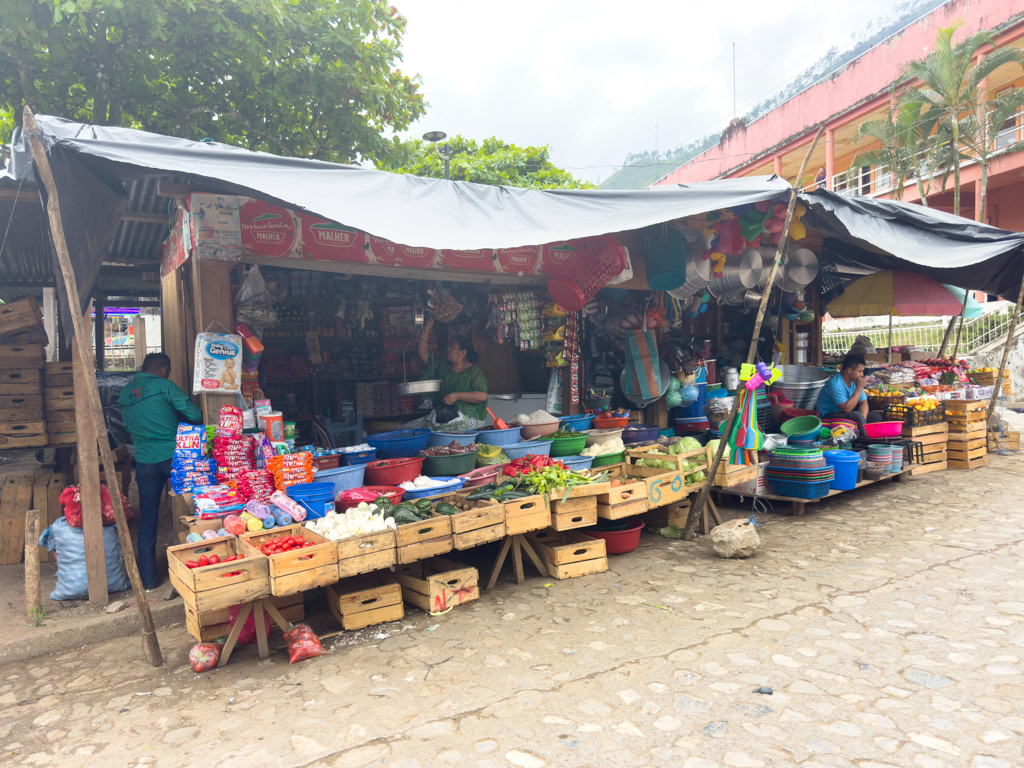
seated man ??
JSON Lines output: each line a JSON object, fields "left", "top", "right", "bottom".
{"left": 816, "top": 354, "right": 869, "bottom": 437}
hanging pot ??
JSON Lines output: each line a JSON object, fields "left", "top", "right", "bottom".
{"left": 707, "top": 248, "right": 762, "bottom": 298}
{"left": 667, "top": 230, "right": 713, "bottom": 300}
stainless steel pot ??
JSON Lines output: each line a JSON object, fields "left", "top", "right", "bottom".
{"left": 707, "top": 248, "right": 762, "bottom": 298}
{"left": 667, "top": 230, "right": 713, "bottom": 300}
{"left": 769, "top": 365, "right": 830, "bottom": 409}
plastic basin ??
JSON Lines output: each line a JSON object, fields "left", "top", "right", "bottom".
{"left": 477, "top": 426, "right": 524, "bottom": 447}
{"left": 336, "top": 486, "right": 403, "bottom": 512}
{"left": 504, "top": 440, "right": 554, "bottom": 461}
{"left": 863, "top": 421, "right": 902, "bottom": 438}
{"left": 400, "top": 477, "right": 466, "bottom": 500}
{"left": 622, "top": 423, "right": 660, "bottom": 444}
{"left": 591, "top": 451, "right": 625, "bottom": 467}
{"left": 521, "top": 422, "right": 560, "bottom": 440}
{"left": 593, "top": 417, "right": 629, "bottom": 429}
{"left": 559, "top": 455, "right": 595, "bottom": 471}
{"left": 427, "top": 431, "right": 480, "bottom": 448}
{"left": 584, "top": 427, "right": 624, "bottom": 447}
{"left": 364, "top": 457, "right": 425, "bottom": 486}
{"left": 781, "top": 415, "right": 822, "bottom": 437}
{"left": 422, "top": 451, "right": 479, "bottom": 476}
{"left": 286, "top": 482, "right": 337, "bottom": 519}
{"left": 548, "top": 434, "right": 588, "bottom": 457}
{"left": 312, "top": 463, "right": 367, "bottom": 494}
{"left": 584, "top": 518, "right": 644, "bottom": 554}
{"left": 823, "top": 449, "right": 860, "bottom": 491}
{"left": 559, "top": 414, "right": 596, "bottom": 431}
{"left": 366, "top": 429, "right": 431, "bottom": 459}
{"left": 458, "top": 465, "right": 505, "bottom": 487}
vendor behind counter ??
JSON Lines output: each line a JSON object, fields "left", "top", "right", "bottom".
{"left": 408, "top": 318, "right": 489, "bottom": 432}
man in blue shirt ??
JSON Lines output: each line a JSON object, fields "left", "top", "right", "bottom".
{"left": 816, "top": 354, "right": 869, "bottom": 437}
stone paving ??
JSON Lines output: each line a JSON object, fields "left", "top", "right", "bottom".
{"left": 2, "top": 453, "right": 1024, "bottom": 768}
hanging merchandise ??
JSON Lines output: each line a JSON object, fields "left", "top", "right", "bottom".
{"left": 234, "top": 266, "right": 280, "bottom": 328}
{"left": 565, "top": 311, "right": 581, "bottom": 405}
{"left": 488, "top": 291, "right": 543, "bottom": 350}
{"left": 643, "top": 225, "right": 688, "bottom": 291}
{"left": 544, "top": 235, "right": 627, "bottom": 311}
{"left": 428, "top": 285, "right": 463, "bottom": 322}
{"left": 193, "top": 330, "right": 243, "bottom": 395}
{"left": 623, "top": 329, "right": 663, "bottom": 403}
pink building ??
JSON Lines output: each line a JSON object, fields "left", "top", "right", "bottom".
{"left": 656, "top": 0, "right": 1024, "bottom": 231}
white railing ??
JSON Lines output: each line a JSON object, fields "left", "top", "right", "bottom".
{"left": 822, "top": 310, "right": 1017, "bottom": 356}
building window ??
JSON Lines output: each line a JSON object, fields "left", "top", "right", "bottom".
{"left": 995, "top": 86, "right": 1021, "bottom": 150}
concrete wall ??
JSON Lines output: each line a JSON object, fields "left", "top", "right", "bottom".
{"left": 658, "top": 0, "right": 1024, "bottom": 184}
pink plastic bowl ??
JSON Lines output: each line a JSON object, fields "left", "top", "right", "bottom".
{"left": 863, "top": 421, "right": 903, "bottom": 438}
{"left": 458, "top": 465, "right": 505, "bottom": 488}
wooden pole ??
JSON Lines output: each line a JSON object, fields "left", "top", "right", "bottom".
{"left": 887, "top": 311, "right": 893, "bottom": 364}
{"left": 134, "top": 316, "right": 147, "bottom": 370}
{"left": 73, "top": 310, "right": 108, "bottom": 606}
{"left": 937, "top": 316, "right": 957, "bottom": 359}
{"left": 24, "top": 509, "right": 42, "bottom": 622}
{"left": 950, "top": 296, "right": 969, "bottom": 362}
{"left": 684, "top": 126, "right": 825, "bottom": 542}
{"left": 986, "top": 276, "right": 1024, "bottom": 425}
{"left": 23, "top": 108, "right": 163, "bottom": 666}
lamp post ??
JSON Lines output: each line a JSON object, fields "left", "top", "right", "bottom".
{"left": 422, "top": 131, "right": 450, "bottom": 180}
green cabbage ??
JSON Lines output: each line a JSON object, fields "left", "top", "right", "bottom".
{"left": 706, "top": 439, "right": 730, "bottom": 459}
{"left": 676, "top": 437, "right": 702, "bottom": 453}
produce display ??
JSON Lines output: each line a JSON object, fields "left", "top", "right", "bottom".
{"left": 468, "top": 463, "right": 597, "bottom": 501}
{"left": 905, "top": 395, "right": 940, "bottom": 411}
{"left": 545, "top": 429, "right": 585, "bottom": 439}
{"left": 511, "top": 410, "right": 560, "bottom": 425}
{"left": 581, "top": 437, "right": 625, "bottom": 457}
{"left": 183, "top": 552, "right": 245, "bottom": 569}
{"left": 634, "top": 437, "right": 707, "bottom": 483}
{"left": 420, "top": 442, "right": 479, "bottom": 456}
{"left": 305, "top": 501, "right": 396, "bottom": 541}
{"left": 378, "top": 496, "right": 436, "bottom": 525}
{"left": 258, "top": 534, "right": 317, "bottom": 555}
{"left": 399, "top": 475, "right": 453, "bottom": 491}
{"left": 464, "top": 480, "right": 536, "bottom": 502}
{"left": 503, "top": 454, "right": 559, "bottom": 477}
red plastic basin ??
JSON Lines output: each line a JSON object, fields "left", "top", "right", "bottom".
{"left": 584, "top": 518, "right": 644, "bottom": 555}
{"left": 863, "top": 421, "right": 903, "bottom": 438}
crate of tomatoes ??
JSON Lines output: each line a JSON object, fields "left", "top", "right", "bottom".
{"left": 167, "top": 536, "right": 270, "bottom": 615}
{"left": 241, "top": 524, "right": 338, "bottom": 597}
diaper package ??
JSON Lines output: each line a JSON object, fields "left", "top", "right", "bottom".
{"left": 193, "top": 332, "right": 243, "bottom": 395}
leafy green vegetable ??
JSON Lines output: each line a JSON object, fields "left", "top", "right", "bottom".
{"left": 676, "top": 437, "right": 702, "bottom": 452}
{"left": 706, "top": 439, "right": 730, "bottom": 459}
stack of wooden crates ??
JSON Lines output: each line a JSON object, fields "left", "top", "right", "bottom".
{"left": 904, "top": 421, "right": 948, "bottom": 476}
{"left": 0, "top": 297, "right": 48, "bottom": 450}
{"left": 945, "top": 400, "right": 988, "bottom": 470}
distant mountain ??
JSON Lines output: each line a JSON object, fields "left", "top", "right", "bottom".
{"left": 599, "top": 0, "right": 950, "bottom": 190}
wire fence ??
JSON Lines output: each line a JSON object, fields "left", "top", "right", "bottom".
{"left": 822, "top": 310, "right": 1016, "bottom": 355}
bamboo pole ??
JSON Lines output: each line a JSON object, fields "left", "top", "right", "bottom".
{"left": 684, "top": 126, "right": 825, "bottom": 542}
{"left": 22, "top": 108, "right": 163, "bottom": 666}
{"left": 950, "top": 296, "right": 970, "bottom": 362}
{"left": 937, "top": 316, "right": 957, "bottom": 358}
{"left": 887, "top": 311, "right": 893, "bottom": 364}
{"left": 24, "top": 509, "right": 42, "bottom": 622}
{"left": 986, "top": 275, "right": 1024, "bottom": 425}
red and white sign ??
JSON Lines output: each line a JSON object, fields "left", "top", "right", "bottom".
{"left": 368, "top": 236, "right": 438, "bottom": 268}
{"left": 300, "top": 216, "right": 367, "bottom": 263}
{"left": 496, "top": 246, "right": 540, "bottom": 275}
{"left": 240, "top": 199, "right": 297, "bottom": 257}
{"left": 542, "top": 242, "right": 583, "bottom": 276}
{"left": 440, "top": 249, "right": 496, "bottom": 272}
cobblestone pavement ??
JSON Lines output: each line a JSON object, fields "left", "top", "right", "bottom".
{"left": 3, "top": 454, "right": 1024, "bottom": 768}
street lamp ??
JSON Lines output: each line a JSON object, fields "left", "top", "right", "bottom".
{"left": 422, "top": 131, "right": 450, "bottom": 181}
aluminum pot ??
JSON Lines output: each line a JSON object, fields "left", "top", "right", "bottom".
{"left": 769, "top": 365, "right": 830, "bottom": 409}
{"left": 707, "top": 248, "right": 762, "bottom": 298}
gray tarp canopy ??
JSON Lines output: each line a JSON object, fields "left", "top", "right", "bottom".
{"left": 8, "top": 114, "right": 1024, "bottom": 326}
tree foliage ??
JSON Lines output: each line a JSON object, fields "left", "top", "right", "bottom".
{"left": 377, "top": 135, "right": 594, "bottom": 189}
{"left": 0, "top": 0, "right": 426, "bottom": 162}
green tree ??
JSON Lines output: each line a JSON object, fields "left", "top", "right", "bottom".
{"left": 899, "top": 20, "right": 1024, "bottom": 216}
{"left": 0, "top": 0, "right": 425, "bottom": 162}
{"left": 377, "top": 135, "right": 594, "bottom": 189}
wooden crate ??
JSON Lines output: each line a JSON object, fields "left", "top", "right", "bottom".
{"left": 550, "top": 495, "right": 598, "bottom": 531}
{"left": 393, "top": 557, "right": 479, "bottom": 614}
{"left": 0, "top": 369, "right": 43, "bottom": 396}
{"left": 0, "top": 474, "right": 35, "bottom": 564}
{"left": 0, "top": 343, "right": 44, "bottom": 364}
{"left": 948, "top": 455, "right": 988, "bottom": 470}
{"left": 0, "top": 394, "right": 44, "bottom": 422}
{"left": 327, "top": 572, "right": 403, "bottom": 630}
{"left": 911, "top": 461, "right": 947, "bottom": 476}
{"left": 714, "top": 462, "right": 759, "bottom": 488}
{"left": 503, "top": 494, "right": 551, "bottom": 535}
{"left": 167, "top": 537, "right": 270, "bottom": 613}
{"left": 0, "top": 297, "right": 43, "bottom": 336}
{"left": 988, "top": 431, "right": 1020, "bottom": 451}
{"left": 641, "top": 499, "right": 690, "bottom": 528}
{"left": 45, "top": 361, "right": 74, "bottom": 376}
{"left": 0, "top": 421, "right": 47, "bottom": 448}
{"left": 184, "top": 592, "right": 303, "bottom": 642}
{"left": 438, "top": 493, "right": 506, "bottom": 550}
{"left": 395, "top": 514, "right": 453, "bottom": 565}
{"left": 947, "top": 432, "right": 986, "bottom": 449}
{"left": 914, "top": 431, "right": 950, "bottom": 446}
{"left": 947, "top": 444, "right": 987, "bottom": 462}
{"left": 44, "top": 373, "right": 73, "bottom": 388}
{"left": 901, "top": 422, "right": 948, "bottom": 439}
{"left": 177, "top": 514, "right": 225, "bottom": 544}
{"left": 525, "top": 529, "right": 608, "bottom": 580}
{"left": 947, "top": 419, "right": 986, "bottom": 435}
{"left": 46, "top": 411, "right": 77, "bottom": 445}
{"left": 945, "top": 399, "right": 986, "bottom": 430}
{"left": 240, "top": 524, "right": 338, "bottom": 597}
{"left": 44, "top": 387, "right": 76, "bottom": 411}
{"left": 624, "top": 444, "right": 709, "bottom": 509}
{"left": 593, "top": 465, "right": 648, "bottom": 520}
{"left": 336, "top": 529, "right": 397, "bottom": 579}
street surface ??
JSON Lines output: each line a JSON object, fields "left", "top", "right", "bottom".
{"left": 2, "top": 452, "right": 1024, "bottom": 768}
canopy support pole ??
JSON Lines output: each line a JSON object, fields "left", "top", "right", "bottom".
{"left": 950, "top": 296, "right": 970, "bottom": 362}
{"left": 937, "top": 316, "right": 957, "bottom": 358}
{"left": 683, "top": 126, "right": 825, "bottom": 542}
{"left": 986, "top": 276, "right": 1024, "bottom": 425}
{"left": 887, "top": 311, "right": 893, "bottom": 364}
{"left": 23, "top": 107, "right": 164, "bottom": 667}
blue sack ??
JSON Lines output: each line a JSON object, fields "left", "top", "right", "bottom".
{"left": 43, "top": 517, "right": 132, "bottom": 601}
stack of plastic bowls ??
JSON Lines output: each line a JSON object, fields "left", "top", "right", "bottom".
{"left": 866, "top": 444, "right": 893, "bottom": 477}
{"left": 890, "top": 446, "right": 904, "bottom": 474}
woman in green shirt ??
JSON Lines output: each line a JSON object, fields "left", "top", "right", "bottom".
{"left": 415, "top": 319, "right": 489, "bottom": 431}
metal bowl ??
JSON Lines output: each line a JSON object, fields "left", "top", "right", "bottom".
{"left": 396, "top": 380, "right": 441, "bottom": 396}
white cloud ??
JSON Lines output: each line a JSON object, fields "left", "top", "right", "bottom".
{"left": 396, "top": 0, "right": 903, "bottom": 182}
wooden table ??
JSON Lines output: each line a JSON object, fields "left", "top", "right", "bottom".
{"left": 716, "top": 467, "right": 912, "bottom": 516}
{"left": 218, "top": 597, "right": 295, "bottom": 667}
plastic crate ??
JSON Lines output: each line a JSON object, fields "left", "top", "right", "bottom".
{"left": 340, "top": 448, "right": 377, "bottom": 466}
{"left": 885, "top": 401, "right": 946, "bottom": 427}
{"left": 366, "top": 429, "right": 431, "bottom": 459}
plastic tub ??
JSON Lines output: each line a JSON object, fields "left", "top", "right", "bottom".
{"left": 400, "top": 477, "right": 466, "bottom": 500}
{"left": 591, "top": 451, "right": 625, "bottom": 467}
{"left": 364, "top": 457, "right": 425, "bottom": 486}
{"left": 477, "top": 426, "right": 524, "bottom": 447}
{"left": 587, "top": 395, "right": 612, "bottom": 410}
{"left": 521, "top": 421, "right": 560, "bottom": 440}
{"left": 313, "top": 463, "right": 367, "bottom": 494}
{"left": 559, "top": 455, "right": 595, "bottom": 471}
{"left": 584, "top": 427, "right": 624, "bottom": 447}
{"left": 459, "top": 465, "right": 505, "bottom": 488}
{"left": 823, "top": 449, "right": 860, "bottom": 491}
{"left": 559, "top": 413, "right": 596, "bottom": 432}
{"left": 781, "top": 415, "right": 822, "bottom": 437}
{"left": 622, "top": 423, "right": 660, "bottom": 444}
{"left": 422, "top": 451, "right": 479, "bottom": 476}
{"left": 427, "top": 430, "right": 480, "bottom": 448}
{"left": 286, "top": 482, "right": 337, "bottom": 519}
{"left": 584, "top": 517, "right": 644, "bottom": 554}
{"left": 863, "top": 421, "right": 903, "bottom": 439}
{"left": 593, "top": 416, "right": 629, "bottom": 429}
{"left": 336, "top": 486, "right": 404, "bottom": 512}
{"left": 504, "top": 440, "right": 554, "bottom": 460}
{"left": 366, "top": 428, "right": 431, "bottom": 459}
{"left": 340, "top": 448, "right": 377, "bottom": 466}
{"left": 548, "top": 434, "right": 588, "bottom": 457}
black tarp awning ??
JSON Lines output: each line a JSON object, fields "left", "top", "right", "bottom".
{"left": 9, "top": 114, "right": 1024, "bottom": 330}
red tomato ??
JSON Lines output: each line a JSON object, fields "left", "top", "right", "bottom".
{"left": 186, "top": 560, "right": 199, "bottom": 569}
{"left": 303, "top": 541, "right": 315, "bottom": 548}
{"left": 198, "top": 555, "right": 209, "bottom": 567}
{"left": 208, "top": 554, "right": 220, "bottom": 565}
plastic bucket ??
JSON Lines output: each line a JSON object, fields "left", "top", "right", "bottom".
{"left": 823, "top": 450, "right": 860, "bottom": 491}
{"left": 285, "top": 482, "right": 336, "bottom": 519}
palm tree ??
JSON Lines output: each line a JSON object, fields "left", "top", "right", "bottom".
{"left": 849, "top": 91, "right": 935, "bottom": 206}
{"left": 957, "top": 87, "right": 1024, "bottom": 221}
{"left": 899, "top": 21, "right": 1024, "bottom": 216}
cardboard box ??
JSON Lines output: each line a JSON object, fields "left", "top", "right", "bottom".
{"left": 732, "top": 461, "right": 770, "bottom": 497}
{"left": 901, "top": 351, "right": 933, "bottom": 361}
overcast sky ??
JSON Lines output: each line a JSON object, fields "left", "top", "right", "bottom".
{"left": 397, "top": 0, "right": 906, "bottom": 183}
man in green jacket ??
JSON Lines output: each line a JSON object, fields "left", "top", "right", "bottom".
{"left": 119, "top": 353, "right": 202, "bottom": 589}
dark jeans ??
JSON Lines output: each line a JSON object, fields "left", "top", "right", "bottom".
{"left": 823, "top": 410, "right": 867, "bottom": 438}
{"left": 135, "top": 459, "right": 172, "bottom": 589}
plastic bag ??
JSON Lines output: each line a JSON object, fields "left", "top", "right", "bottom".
{"left": 234, "top": 266, "right": 279, "bottom": 328}
{"left": 477, "top": 450, "right": 510, "bottom": 467}
{"left": 189, "top": 642, "right": 221, "bottom": 672}
{"left": 285, "top": 623, "right": 324, "bottom": 664}
{"left": 60, "top": 484, "right": 134, "bottom": 527}
{"left": 228, "top": 603, "right": 271, "bottom": 645}
{"left": 45, "top": 517, "right": 131, "bottom": 600}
